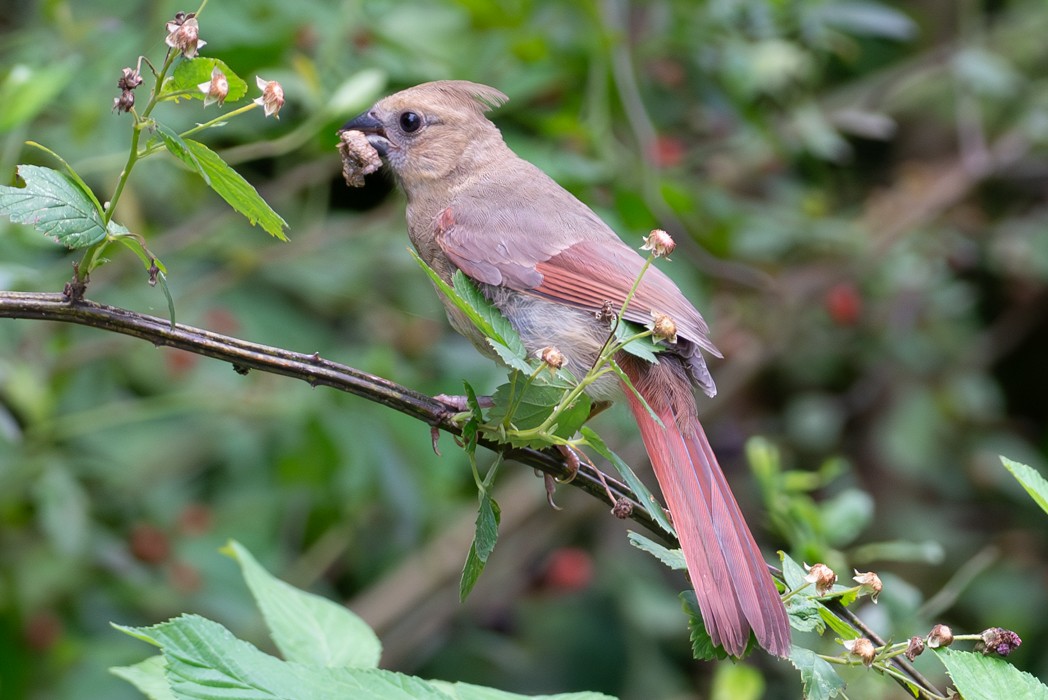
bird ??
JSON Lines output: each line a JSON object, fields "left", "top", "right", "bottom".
{"left": 341, "top": 80, "right": 790, "bottom": 657}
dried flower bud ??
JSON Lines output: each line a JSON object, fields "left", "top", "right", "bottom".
{"left": 117, "top": 67, "right": 143, "bottom": 91}
{"left": 539, "top": 346, "right": 566, "bottom": 370}
{"left": 611, "top": 498, "right": 633, "bottom": 519}
{"left": 254, "top": 76, "right": 285, "bottom": 118}
{"left": 905, "top": 636, "right": 925, "bottom": 661}
{"left": 640, "top": 229, "right": 676, "bottom": 258}
{"left": 844, "top": 638, "right": 877, "bottom": 667}
{"left": 337, "top": 129, "right": 382, "bottom": 187}
{"left": 927, "top": 624, "right": 954, "bottom": 649}
{"left": 198, "top": 66, "right": 229, "bottom": 107}
{"left": 853, "top": 570, "right": 882, "bottom": 603}
{"left": 595, "top": 300, "right": 618, "bottom": 326}
{"left": 165, "top": 13, "right": 206, "bottom": 59}
{"left": 650, "top": 311, "right": 678, "bottom": 344}
{"left": 113, "top": 90, "right": 136, "bottom": 114}
{"left": 804, "top": 562, "right": 837, "bottom": 596}
{"left": 978, "top": 627, "right": 1022, "bottom": 657}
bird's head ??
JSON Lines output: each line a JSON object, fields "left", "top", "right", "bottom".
{"left": 341, "top": 80, "right": 509, "bottom": 187}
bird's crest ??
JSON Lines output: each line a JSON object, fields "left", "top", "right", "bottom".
{"left": 389, "top": 80, "right": 508, "bottom": 118}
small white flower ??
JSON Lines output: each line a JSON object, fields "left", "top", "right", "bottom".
{"left": 254, "top": 77, "right": 285, "bottom": 118}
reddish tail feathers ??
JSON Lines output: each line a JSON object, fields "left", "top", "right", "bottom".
{"left": 621, "top": 377, "right": 791, "bottom": 657}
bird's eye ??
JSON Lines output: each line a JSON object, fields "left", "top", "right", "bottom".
{"left": 399, "top": 111, "right": 422, "bottom": 133}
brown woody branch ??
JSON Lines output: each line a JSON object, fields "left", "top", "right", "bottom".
{"left": 0, "top": 290, "right": 668, "bottom": 540}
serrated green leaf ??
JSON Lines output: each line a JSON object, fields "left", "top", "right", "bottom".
{"left": 816, "top": 606, "right": 859, "bottom": 640}
{"left": 462, "top": 381, "right": 482, "bottom": 455}
{"left": 110, "top": 656, "right": 176, "bottom": 700}
{"left": 486, "top": 380, "right": 585, "bottom": 448}
{"left": 116, "top": 614, "right": 450, "bottom": 700}
{"left": 551, "top": 392, "right": 591, "bottom": 439}
{"left": 460, "top": 495, "right": 501, "bottom": 601}
{"left": 613, "top": 319, "right": 662, "bottom": 363}
{"left": 580, "top": 426, "right": 676, "bottom": 535}
{"left": 453, "top": 271, "right": 527, "bottom": 360}
{"left": 779, "top": 552, "right": 826, "bottom": 633}
{"left": 627, "top": 531, "right": 685, "bottom": 570}
{"left": 935, "top": 648, "right": 1048, "bottom": 700}
{"left": 224, "top": 540, "right": 381, "bottom": 669}
{"left": 487, "top": 338, "right": 534, "bottom": 375}
{"left": 780, "top": 551, "right": 810, "bottom": 590}
{"left": 430, "top": 679, "right": 617, "bottom": 700}
{"left": 183, "top": 139, "right": 288, "bottom": 240}
{"left": 1000, "top": 456, "right": 1048, "bottom": 516}
{"left": 788, "top": 646, "right": 847, "bottom": 700}
{"left": 155, "top": 123, "right": 210, "bottom": 186}
{"left": 681, "top": 591, "right": 731, "bottom": 661}
{"left": 162, "top": 58, "right": 248, "bottom": 103}
{"left": 0, "top": 165, "right": 106, "bottom": 248}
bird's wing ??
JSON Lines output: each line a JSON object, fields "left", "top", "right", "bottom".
{"left": 432, "top": 167, "right": 720, "bottom": 393}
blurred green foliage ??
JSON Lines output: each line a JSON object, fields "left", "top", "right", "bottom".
{"left": 2, "top": 0, "right": 1048, "bottom": 698}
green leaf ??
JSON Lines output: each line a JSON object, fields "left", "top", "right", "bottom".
{"left": 0, "top": 165, "right": 106, "bottom": 248}
{"left": 162, "top": 58, "right": 248, "bottom": 103}
{"left": 460, "top": 494, "right": 501, "bottom": 601}
{"left": 935, "top": 648, "right": 1048, "bottom": 700}
{"left": 155, "top": 123, "right": 210, "bottom": 186}
{"left": 408, "top": 252, "right": 533, "bottom": 373}
{"left": 680, "top": 591, "right": 730, "bottom": 661}
{"left": 1000, "top": 456, "right": 1048, "bottom": 516}
{"left": 626, "top": 531, "right": 685, "bottom": 570}
{"left": 779, "top": 552, "right": 825, "bottom": 633}
{"left": 788, "top": 646, "right": 847, "bottom": 700}
{"left": 115, "top": 615, "right": 451, "bottom": 700}
{"left": 462, "top": 381, "right": 482, "bottom": 456}
{"left": 580, "top": 426, "right": 676, "bottom": 535}
{"left": 816, "top": 606, "right": 859, "bottom": 640}
{"left": 430, "top": 679, "right": 616, "bottom": 700}
{"left": 486, "top": 381, "right": 588, "bottom": 448}
{"left": 453, "top": 271, "right": 527, "bottom": 361}
{"left": 110, "top": 656, "right": 176, "bottom": 700}
{"left": 779, "top": 551, "right": 810, "bottom": 590}
{"left": 223, "top": 540, "right": 381, "bottom": 669}
{"left": 613, "top": 319, "right": 661, "bottom": 364}
{"left": 182, "top": 139, "right": 288, "bottom": 240}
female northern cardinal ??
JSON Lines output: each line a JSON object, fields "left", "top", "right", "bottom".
{"left": 342, "top": 81, "right": 790, "bottom": 657}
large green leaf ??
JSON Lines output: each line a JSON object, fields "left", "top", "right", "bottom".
{"left": 224, "top": 540, "right": 381, "bottom": 669}
{"left": 115, "top": 615, "right": 451, "bottom": 700}
{"left": 181, "top": 139, "right": 288, "bottom": 240}
{"left": 161, "top": 57, "right": 248, "bottom": 103}
{"left": 0, "top": 164, "right": 106, "bottom": 248}
{"left": 935, "top": 648, "right": 1048, "bottom": 700}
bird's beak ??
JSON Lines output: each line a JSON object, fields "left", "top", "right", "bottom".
{"left": 340, "top": 111, "right": 391, "bottom": 157}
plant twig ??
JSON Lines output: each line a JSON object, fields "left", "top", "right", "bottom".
{"left": 0, "top": 290, "right": 667, "bottom": 540}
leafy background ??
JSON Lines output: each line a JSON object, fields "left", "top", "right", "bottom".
{"left": 2, "top": 0, "right": 1048, "bottom": 698}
